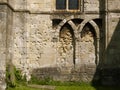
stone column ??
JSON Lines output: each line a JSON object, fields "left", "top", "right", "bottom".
{"left": 96, "top": 38, "right": 100, "bottom": 65}
{"left": 75, "top": 35, "right": 81, "bottom": 68}
{"left": 0, "top": 5, "right": 7, "bottom": 90}
{"left": 103, "top": 0, "right": 108, "bottom": 65}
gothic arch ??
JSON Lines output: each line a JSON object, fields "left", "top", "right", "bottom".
{"left": 55, "top": 15, "right": 83, "bottom": 39}
{"left": 77, "top": 19, "right": 100, "bottom": 65}
{"left": 78, "top": 19, "right": 100, "bottom": 39}
{"left": 55, "top": 17, "right": 100, "bottom": 65}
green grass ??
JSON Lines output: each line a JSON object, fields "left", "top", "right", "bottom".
{"left": 7, "top": 84, "right": 120, "bottom": 90}
{"left": 56, "top": 86, "right": 120, "bottom": 90}
{"left": 56, "top": 86, "right": 96, "bottom": 90}
{"left": 6, "top": 65, "right": 120, "bottom": 90}
{"left": 7, "top": 85, "right": 41, "bottom": 90}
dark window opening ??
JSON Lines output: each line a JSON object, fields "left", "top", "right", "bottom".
{"left": 56, "top": 0, "right": 66, "bottom": 9}
{"left": 69, "top": 0, "right": 79, "bottom": 9}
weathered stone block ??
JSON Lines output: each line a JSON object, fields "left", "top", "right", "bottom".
{"left": 84, "top": 0, "right": 99, "bottom": 12}
{"left": 0, "top": 0, "right": 7, "bottom": 3}
{"left": 108, "top": 0, "right": 120, "bottom": 11}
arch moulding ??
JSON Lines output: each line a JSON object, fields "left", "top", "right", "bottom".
{"left": 55, "top": 17, "right": 100, "bottom": 65}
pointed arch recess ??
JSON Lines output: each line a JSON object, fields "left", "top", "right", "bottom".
{"left": 77, "top": 19, "right": 100, "bottom": 65}
{"left": 55, "top": 17, "right": 100, "bottom": 65}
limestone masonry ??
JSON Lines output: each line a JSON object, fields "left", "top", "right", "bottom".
{"left": 0, "top": 0, "right": 120, "bottom": 89}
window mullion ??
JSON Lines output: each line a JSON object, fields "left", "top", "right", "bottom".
{"left": 66, "top": 0, "right": 68, "bottom": 11}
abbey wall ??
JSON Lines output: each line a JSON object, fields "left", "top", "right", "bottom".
{"left": 0, "top": 0, "right": 120, "bottom": 89}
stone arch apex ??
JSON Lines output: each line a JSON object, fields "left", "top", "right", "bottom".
{"left": 78, "top": 19, "right": 100, "bottom": 39}
{"left": 55, "top": 17, "right": 100, "bottom": 43}
{"left": 55, "top": 15, "right": 84, "bottom": 38}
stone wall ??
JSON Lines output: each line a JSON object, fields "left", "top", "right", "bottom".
{"left": 0, "top": 0, "right": 120, "bottom": 89}
{"left": 32, "top": 66, "right": 96, "bottom": 82}
{"left": 0, "top": 5, "right": 7, "bottom": 90}
{"left": 7, "top": 0, "right": 102, "bottom": 12}
{"left": 84, "top": 0, "right": 100, "bottom": 12}
{"left": 8, "top": 0, "right": 27, "bottom": 11}
{"left": 27, "top": 0, "right": 53, "bottom": 12}
{"left": 11, "top": 12, "right": 57, "bottom": 78}
{"left": 108, "top": 0, "right": 120, "bottom": 11}
{"left": 0, "top": 0, "right": 7, "bottom": 3}
{"left": 12, "top": 12, "right": 28, "bottom": 72}
{"left": 27, "top": 14, "right": 56, "bottom": 69}
{"left": 6, "top": 0, "right": 13, "bottom": 68}
{"left": 8, "top": 0, "right": 54, "bottom": 12}
{"left": 105, "top": 13, "right": 120, "bottom": 66}
{"left": 58, "top": 24, "right": 74, "bottom": 71}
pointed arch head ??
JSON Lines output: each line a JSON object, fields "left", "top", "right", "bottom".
{"left": 54, "top": 16, "right": 84, "bottom": 40}
{"left": 78, "top": 20, "right": 100, "bottom": 39}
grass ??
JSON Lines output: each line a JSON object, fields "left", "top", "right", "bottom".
{"left": 7, "top": 84, "right": 120, "bottom": 90}
{"left": 7, "top": 85, "right": 41, "bottom": 90}
{"left": 6, "top": 65, "right": 120, "bottom": 90}
{"left": 56, "top": 86, "right": 96, "bottom": 90}
{"left": 56, "top": 86, "right": 120, "bottom": 90}
{"left": 7, "top": 77, "right": 120, "bottom": 90}
{"left": 6, "top": 67, "right": 120, "bottom": 90}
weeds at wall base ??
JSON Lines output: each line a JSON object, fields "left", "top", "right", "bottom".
{"left": 6, "top": 64, "right": 27, "bottom": 89}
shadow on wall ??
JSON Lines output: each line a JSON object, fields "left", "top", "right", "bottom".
{"left": 92, "top": 0, "right": 120, "bottom": 89}
{"left": 92, "top": 18, "right": 120, "bottom": 90}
